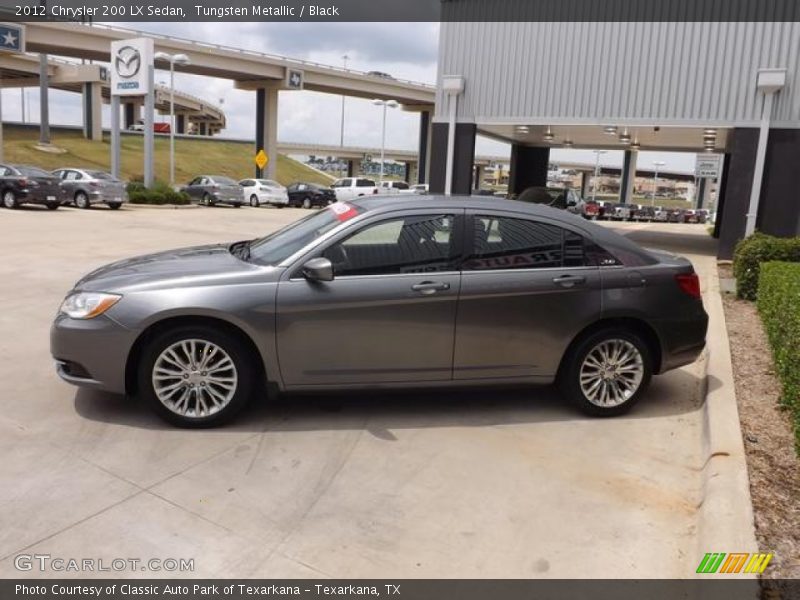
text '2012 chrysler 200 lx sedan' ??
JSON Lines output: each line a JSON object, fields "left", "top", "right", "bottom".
{"left": 51, "top": 196, "right": 708, "bottom": 427}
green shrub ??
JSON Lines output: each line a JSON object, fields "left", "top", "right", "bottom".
{"left": 733, "top": 232, "right": 800, "bottom": 300}
{"left": 757, "top": 261, "right": 800, "bottom": 453}
{"left": 127, "top": 179, "right": 190, "bottom": 205}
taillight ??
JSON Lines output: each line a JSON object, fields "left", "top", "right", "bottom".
{"left": 18, "top": 177, "right": 28, "bottom": 187}
{"left": 89, "top": 181, "right": 99, "bottom": 188}
{"left": 675, "top": 273, "right": 701, "bottom": 299}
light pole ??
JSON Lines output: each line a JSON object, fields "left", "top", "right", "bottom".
{"left": 340, "top": 54, "right": 348, "bottom": 147}
{"left": 372, "top": 98, "right": 399, "bottom": 184}
{"left": 652, "top": 160, "right": 665, "bottom": 207}
{"left": 154, "top": 51, "right": 190, "bottom": 185}
{"left": 591, "top": 150, "right": 607, "bottom": 202}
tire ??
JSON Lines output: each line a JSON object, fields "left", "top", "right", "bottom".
{"left": 45, "top": 201, "right": 59, "bottom": 210}
{"left": 202, "top": 193, "right": 215, "bottom": 207}
{"left": 137, "top": 325, "right": 256, "bottom": 428}
{"left": 558, "top": 327, "right": 652, "bottom": 417}
{"left": 250, "top": 195, "right": 259, "bottom": 207}
{"left": 75, "top": 192, "right": 90, "bottom": 209}
{"left": 233, "top": 203, "right": 242, "bottom": 208}
{"left": 107, "top": 202, "right": 122, "bottom": 210}
{"left": 302, "top": 196, "right": 312, "bottom": 209}
{"left": 2, "top": 190, "right": 18, "bottom": 209}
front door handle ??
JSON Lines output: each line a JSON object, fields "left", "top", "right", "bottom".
{"left": 552, "top": 274, "right": 586, "bottom": 288}
{"left": 411, "top": 281, "right": 450, "bottom": 295}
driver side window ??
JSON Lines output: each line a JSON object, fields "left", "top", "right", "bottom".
{"left": 322, "top": 214, "right": 458, "bottom": 277}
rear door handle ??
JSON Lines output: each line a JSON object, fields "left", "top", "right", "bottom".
{"left": 411, "top": 281, "right": 450, "bottom": 294}
{"left": 552, "top": 274, "right": 586, "bottom": 288}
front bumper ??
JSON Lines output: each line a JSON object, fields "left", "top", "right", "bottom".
{"left": 50, "top": 313, "right": 138, "bottom": 394}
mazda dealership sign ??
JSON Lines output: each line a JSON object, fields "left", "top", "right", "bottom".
{"left": 110, "top": 38, "right": 153, "bottom": 96}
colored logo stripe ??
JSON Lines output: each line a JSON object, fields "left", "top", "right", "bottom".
{"left": 744, "top": 553, "right": 773, "bottom": 574}
{"left": 697, "top": 553, "right": 773, "bottom": 574}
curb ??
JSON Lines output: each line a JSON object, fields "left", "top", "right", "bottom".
{"left": 695, "top": 259, "right": 759, "bottom": 583}
{"left": 126, "top": 203, "right": 201, "bottom": 210}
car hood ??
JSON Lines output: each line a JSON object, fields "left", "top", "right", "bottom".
{"left": 74, "top": 243, "right": 278, "bottom": 292}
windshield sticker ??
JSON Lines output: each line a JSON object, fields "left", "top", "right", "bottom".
{"left": 330, "top": 202, "right": 359, "bottom": 222}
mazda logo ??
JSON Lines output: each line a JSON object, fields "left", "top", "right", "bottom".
{"left": 115, "top": 46, "right": 141, "bottom": 79}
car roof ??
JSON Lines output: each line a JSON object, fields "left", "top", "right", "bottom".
{"left": 349, "top": 194, "right": 655, "bottom": 263}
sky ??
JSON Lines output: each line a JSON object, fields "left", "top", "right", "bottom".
{"left": 1, "top": 21, "right": 697, "bottom": 172}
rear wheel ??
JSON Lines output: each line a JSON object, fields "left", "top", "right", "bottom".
{"left": 2, "top": 190, "right": 18, "bottom": 209}
{"left": 137, "top": 325, "right": 256, "bottom": 428}
{"left": 75, "top": 192, "right": 90, "bottom": 209}
{"left": 250, "top": 195, "right": 259, "bottom": 207}
{"left": 558, "top": 328, "right": 652, "bottom": 417}
{"left": 107, "top": 202, "right": 122, "bottom": 210}
{"left": 302, "top": 196, "right": 312, "bottom": 209}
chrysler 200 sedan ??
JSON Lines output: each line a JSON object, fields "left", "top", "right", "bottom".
{"left": 51, "top": 196, "right": 708, "bottom": 427}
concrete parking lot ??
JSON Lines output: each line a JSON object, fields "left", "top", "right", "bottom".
{"left": 0, "top": 205, "right": 715, "bottom": 578}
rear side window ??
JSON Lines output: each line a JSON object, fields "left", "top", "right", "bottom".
{"left": 356, "top": 179, "right": 376, "bottom": 187}
{"left": 465, "top": 216, "right": 614, "bottom": 270}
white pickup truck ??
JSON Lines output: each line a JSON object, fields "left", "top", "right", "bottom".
{"left": 331, "top": 177, "right": 380, "bottom": 202}
{"left": 378, "top": 181, "right": 414, "bottom": 194}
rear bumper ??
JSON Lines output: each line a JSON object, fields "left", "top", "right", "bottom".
{"left": 651, "top": 309, "right": 709, "bottom": 373}
{"left": 19, "top": 189, "right": 63, "bottom": 204}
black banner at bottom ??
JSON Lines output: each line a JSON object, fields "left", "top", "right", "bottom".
{"left": 3, "top": 579, "right": 799, "bottom": 600}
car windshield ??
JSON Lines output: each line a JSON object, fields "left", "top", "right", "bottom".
{"left": 213, "top": 176, "right": 237, "bottom": 185}
{"left": 18, "top": 166, "right": 51, "bottom": 177}
{"left": 246, "top": 203, "right": 365, "bottom": 265}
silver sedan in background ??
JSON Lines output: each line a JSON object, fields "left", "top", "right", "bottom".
{"left": 51, "top": 196, "right": 708, "bottom": 427}
{"left": 52, "top": 168, "right": 127, "bottom": 210}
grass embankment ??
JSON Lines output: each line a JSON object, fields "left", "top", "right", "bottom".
{"left": 1, "top": 125, "right": 334, "bottom": 187}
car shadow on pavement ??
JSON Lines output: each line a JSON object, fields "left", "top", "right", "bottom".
{"left": 73, "top": 367, "right": 705, "bottom": 433}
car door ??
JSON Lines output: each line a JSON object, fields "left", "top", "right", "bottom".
{"left": 453, "top": 211, "right": 602, "bottom": 380}
{"left": 276, "top": 210, "right": 464, "bottom": 386}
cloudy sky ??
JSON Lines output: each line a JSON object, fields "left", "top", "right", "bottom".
{"left": 2, "top": 21, "right": 695, "bottom": 172}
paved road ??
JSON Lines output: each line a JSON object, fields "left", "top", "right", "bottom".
{"left": 0, "top": 206, "right": 715, "bottom": 578}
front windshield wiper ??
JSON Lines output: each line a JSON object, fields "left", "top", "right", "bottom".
{"left": 229, "top": 239, "right": 252, "bottom": 262}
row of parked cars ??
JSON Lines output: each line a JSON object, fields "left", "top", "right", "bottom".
{"left": 0, "top": 164, "right": 127, "bottom": 210}
{"left": 583, "top": 200, "right": 710, "bottom": 223}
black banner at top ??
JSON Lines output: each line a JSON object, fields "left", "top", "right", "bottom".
{"left": 2, "top": 0, "right": 800, "bottom": 22}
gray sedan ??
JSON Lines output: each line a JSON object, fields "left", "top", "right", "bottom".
{"left": 181, "top": 175, "right": 243, "bottom": 207}
{"left": 51, "top": 196, "right": 708, "bottom": 427}
{"left": 52, "top": 168, "right": 127, "bottom": 210}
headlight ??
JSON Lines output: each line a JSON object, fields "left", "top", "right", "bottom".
{"left": 60, "top": 292, "right": 122, "bottom": 320}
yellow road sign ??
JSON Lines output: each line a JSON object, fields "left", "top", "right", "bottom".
{"left": 255, "top": 149, "right": 269, "bottom": 170}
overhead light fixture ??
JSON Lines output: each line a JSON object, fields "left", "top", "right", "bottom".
{"left": 703, "top": 147, "right": 715, "bottom": 153}
{"left": 543, "top": 127, "right": 554, "bottom": 142}
{"left": 630, "top": 140, "right": 641, "bottom": 150}
{"left": 563, "top": 139, "right": 573, "bottom": 148}
{"left": 704, "top": 128, "right": 717, "bottom": 135}
{"left": 603, "top": 126, "right": 618, "bottom": 135}
{"left": 516, "top": 125, "right": 530, "bottom": 132}
{"left": 619, "top": 129, "right": 631, "bottom": 143}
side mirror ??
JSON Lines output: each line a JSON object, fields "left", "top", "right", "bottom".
{"left": 302, "top": 257, "right": 334, "bottom": 282}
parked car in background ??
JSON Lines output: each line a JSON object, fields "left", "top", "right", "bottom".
{"left": 287, "top": 182, "right": 336, "bottom": 208}
{"left": 410, "top": 183, "right": 429, "bottom": 194}
{"left": 695, "top": 209, "right": 709, "bottom": 224}
{"left": 634, "top": 206, "right": 656, "bottom": 222}
{"left": 182, "top": 175, "right": 243, "bottom": 207}
{"left": 379, "top": 181, "right": 413, "bottom": 194}
{"left": 129, "top": 120, "right": 170, "bottom": 133}
{"left": 667, "top": 209, "right": 685, "bottom": 223}
{"left": 0, "top": 164, "right": 63, "bottom": 210}
{"left": 609, "top": 203, "right": 633, "bottom": 221}
{"left": 653, "top": 208, "right": 669, "bottom": 222}
{"left": 52, "top": 168, "right": 127, "bottom": 210}
{"left": 51, "top": 196, "right": 708, "bottom": 427}
{"left": 683, "top": 209, "right": 708, "bottom": 224}
{"left": 583, "top": 200, "right": 601, "bottom": 220}
{"left": 239, "top": 178, "right": 289, "bottom": 207}
{"left": 331, "top": 177, "right": 380, "bottom": 202}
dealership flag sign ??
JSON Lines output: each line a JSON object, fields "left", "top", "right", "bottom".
{"left": 110, "top": 38, "right": 154, "bottom": 96}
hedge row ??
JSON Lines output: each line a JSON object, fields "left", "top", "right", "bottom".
{"left": 733, "top": 232, "right": 800, "bottom": 300}
{"left": 757, "top": 261, "right": 800, "bottom": 452}
{"left": 126, "top": 180, "right": 191, "bottom": 205}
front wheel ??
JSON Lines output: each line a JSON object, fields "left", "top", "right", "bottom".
{"left": 75, "top": 192, "right": 90, "bottom": 209}
{"left": 137, "top": 326, "right": 256, "bottom": 428}
{"left": 2, "top": 190, "right": 18, "bottom": 209}
{"left": 302, "top": 196, "right": 312, "bottom": 209}
{"left": 558, "top": 328, "right": 652, "bottom": 417}
{"left": 250, "top": 195, "right": 259, "bottom": 207}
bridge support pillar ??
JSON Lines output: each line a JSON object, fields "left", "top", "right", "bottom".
{"left": 474, "top": 164, "right": 485, "bottom": 190}
{"left": 404, "top": 161, "right": 418, "bottom": 184}
{"left": 508, "top": 143, "right": 549, "bottom": 197}
{"left": 198, "top": 122, "right": 207, "bottom": 136}
{"left": 417, "top": 109, "right": 432, "bottom": 184}
{"left": 176, "top": 114, "right": 186, "bottom": 134}
{"left": 620, "top": 149, "right": 637, "bottom": 204}
{"left": 82, "top": 82, "right": 102, "bottom": 141}
{"left": 255, "top": 86, "right": 279, "bottom": 179}
{"left": 580, "top": 171, "right": 590, "bottom": 198}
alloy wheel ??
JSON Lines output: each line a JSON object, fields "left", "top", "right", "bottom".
{"left": 3, "top": 191, "right": 16, "bottom": 208}
{"left": 152, "top": 339, "right": 238, "bottom": 419}
{"left": 579, "top": 338, "right": 644, "bottom": 407}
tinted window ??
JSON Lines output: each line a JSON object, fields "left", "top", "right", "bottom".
{"left": 213, "top": 176, "right": 236, "bottom": 185}
{"left": 356, "top": 179, "right": 376, "bottom": 187}
{"left": 87, "top": 171, "right": 114, "bottom": 180}
{"left": 323, "top": 214, "right": 457, "bottom": 277}
{"left": 466, "top": 216, "right": 598, "bottom": 270}
{"left": 18, "top": 166, "right": 51, "bottom": 177}
{"left": 393, "top": 182, "right": 409, "bottom": 190}
{"left": 240, "top": 180, "right": 254, "bottom": 187}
